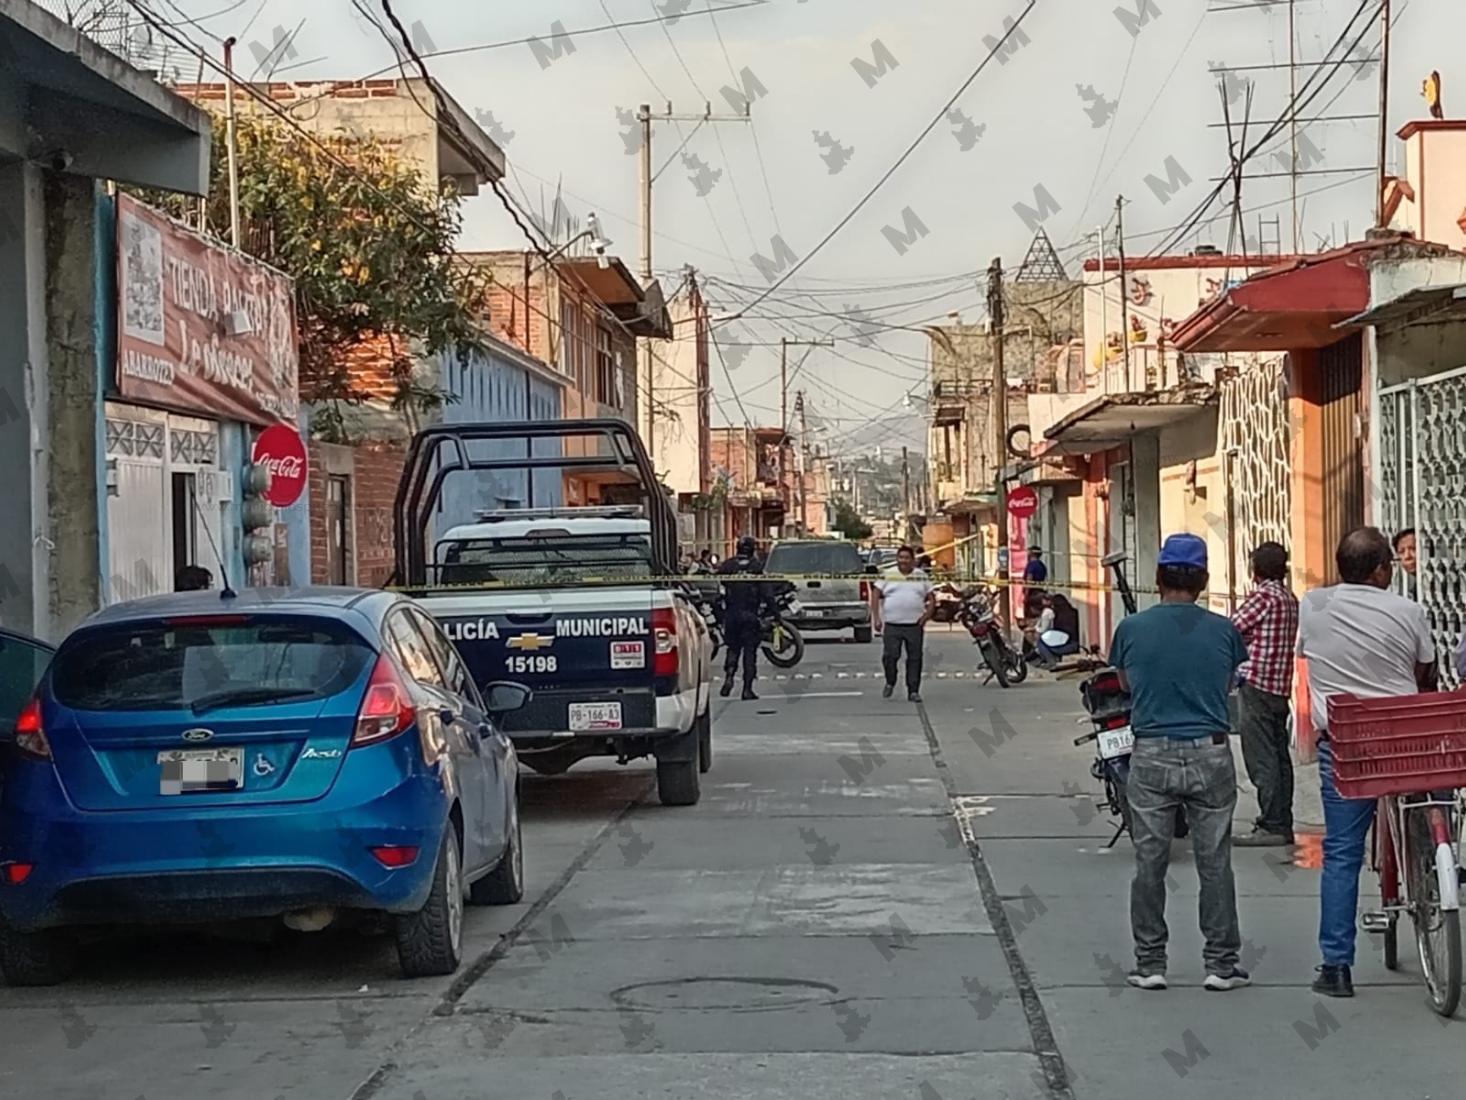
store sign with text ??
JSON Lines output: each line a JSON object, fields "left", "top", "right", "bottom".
{"left": 115, "top": 193, "right": 299, "bottom": 425}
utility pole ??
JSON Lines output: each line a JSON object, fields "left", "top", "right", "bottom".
{"left": 222, "top": 37, "right": 241, "bottom": 249}
{"left": 901, "top": 446, "right": 912, "bottom": 541}
{"left": 1288, "top": 0, "right": 1298, "bottom": 251}
{"left": 636, "top": 102, "right": 750, "bottom": 457}
{"left": 1115, "top": 196, "right": 1131, "bottom": 391}
{"left": 986, "top": 257, "right": 1010, "bottom": 631}
{"left": 1376, "top": 0, "right": 1393, "bottom": 227}
{"left": 796, "top": 390, "right": 809, "bottom": 535}
{"left": 778, "top": 337, "right": 833, "bottom": 527}
{"left": 1096, "top": 222, "right": 1108, "bottom": 385}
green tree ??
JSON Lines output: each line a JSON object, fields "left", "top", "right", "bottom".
{"left": 832, "top": 497, "right": 873, "bottom": 540}
{"left": 136, "top": 114, "right": 488, "bottom": 441}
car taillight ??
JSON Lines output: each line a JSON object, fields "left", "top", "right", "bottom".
{"left": 652, "top": 607, "right": 679, "bottom": 677}
{"left": 2, "top": 863, "right": 33, "bottom": 885}
{"left": 14, "top": 698, "right": 50, "bottom": 761}
{"left": 353, "top": 654, "right": 416, "bottom": 746}
{"left": 859, "top": 580, "right": 870, "bottom": 602}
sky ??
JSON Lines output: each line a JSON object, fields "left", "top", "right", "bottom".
{"left": 99, "top": 0, "right": 1462, "bottom": 458}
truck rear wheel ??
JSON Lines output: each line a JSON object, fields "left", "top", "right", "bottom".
{"left": 696, "top": 708, "right": 712, "bottom": 774}
{"left": 657, "top": 730, "right": 702, "bottom": 806}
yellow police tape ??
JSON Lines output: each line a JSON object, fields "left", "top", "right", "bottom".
{"left": 386, "top": 571, "right": 1159, "bottom": 597}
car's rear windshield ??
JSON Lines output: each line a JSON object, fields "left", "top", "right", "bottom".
{"left": 766, "top": 542, "right": 863, "bottom": 576}
{"left": 435, "top": 533, "right": 654, "bottom": 586}
{"left": 51, "top": 615, "right": 374, "bottom": 713}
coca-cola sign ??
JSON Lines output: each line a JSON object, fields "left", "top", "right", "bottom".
{"left": 252, "top": 423, "right": 309, "bottom": 508}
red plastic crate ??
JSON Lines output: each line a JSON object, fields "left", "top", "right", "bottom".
{"left": 1327, "top": 690, "right": 1466, "bottom": 798}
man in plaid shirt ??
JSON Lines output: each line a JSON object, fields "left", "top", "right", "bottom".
{"left": 1231, "top": 542, "right": 1299, "bottom": 846}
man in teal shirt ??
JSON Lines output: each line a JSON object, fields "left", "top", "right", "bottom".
{"left": 1109, "top": 533, "right": 1250, "bottom": 993}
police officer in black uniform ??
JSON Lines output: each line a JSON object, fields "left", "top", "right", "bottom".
{"left": 716, "top": 535, "right": 767, "bottom": 700}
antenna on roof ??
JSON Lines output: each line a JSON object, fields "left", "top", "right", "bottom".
{"left": 188, "top": 481, "right": 238, "bottom": 600}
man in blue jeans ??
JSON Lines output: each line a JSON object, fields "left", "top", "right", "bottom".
{"left": 1110, "top": 534, "right": 1251, "bottom": 991}
{"left": 1298, "top": 527, "right": 1436, "bottom": 997}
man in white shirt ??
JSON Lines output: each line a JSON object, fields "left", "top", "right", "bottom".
{"left": 872, "top": 545, "right": 934, "bottom": 702}
{"left": 1298, "top": 526, "right": 1437, "bottom": 1000}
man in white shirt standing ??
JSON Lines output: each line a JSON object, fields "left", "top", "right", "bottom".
{"left": 872, "top": 545, "right": 934, "bottom": 702}
{"left": 1298, "top": 526, "right": 1437, "bottom": 999}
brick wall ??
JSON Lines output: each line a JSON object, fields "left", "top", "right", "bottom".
{"left": 352, "top": 442, "right": 407, "bottom": 588}
{"left": 305, "top": 439, "right": 405, "bottom": 588}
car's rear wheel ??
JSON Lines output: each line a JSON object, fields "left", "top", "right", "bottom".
{"left": 471, "top": 800, "right": 524, "bottom": 905}
{"left": 395, "top": 828, "right": 464, "bottom": 978}
{"left": 853, "top": 626, "right": 873, "bottom": 644}
{"left": 0, "top": 924, "right": 77, "bottom": 987}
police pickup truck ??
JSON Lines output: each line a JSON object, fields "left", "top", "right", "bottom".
{"left": 389, "top": 420, "right": 714, "bottom": 807}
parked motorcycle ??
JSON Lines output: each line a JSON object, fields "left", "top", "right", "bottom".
{"left": 1072, "top": 552, "right": 1188, "bottom": 847}
{"left": 761, "top": 586, "right": 806, "bottom": 669}
{"left": 957, "top": 586, "right": 1028, "bottom": 688}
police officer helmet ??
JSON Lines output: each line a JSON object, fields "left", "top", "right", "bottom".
{"left": 736, "top": 535, "right": 757, "bottom": 557}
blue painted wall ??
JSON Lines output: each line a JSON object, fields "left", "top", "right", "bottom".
{"left": 431, "top": 342, "right": 564, "bottom": 548}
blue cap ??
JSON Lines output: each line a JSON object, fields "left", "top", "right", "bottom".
{"left": 1158, "top": 533, "right": 1208, "bottom": 569}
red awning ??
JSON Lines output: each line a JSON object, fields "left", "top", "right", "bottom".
{"left": 1169, "top": 235, "right": 1458, "bottom": 353}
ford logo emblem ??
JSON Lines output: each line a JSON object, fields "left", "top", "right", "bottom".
{"left": 181, "top": 728, "right": 214, "bottom": 743}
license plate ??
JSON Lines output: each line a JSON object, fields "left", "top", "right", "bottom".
{"left": 568, "top": 702, "right": 623, "bottom": 732}
{"left": 1096, "top": 726, "right": 1134, "bottom": 760}
{"left": 158, "top": 747, "right": 244, "bottom": 794}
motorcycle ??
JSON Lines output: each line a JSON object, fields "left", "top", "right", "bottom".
{"left": 1072, "top": 552, "right": 1188, "bottom": 847}
{"left": 930, "top": 582, "right": 967, "bottom": 624}
{"left": 957, "top": 586, "right": 1028, "bottom": 688}
{"left": 760, "top": 587, "right": 806, "bottom": 669}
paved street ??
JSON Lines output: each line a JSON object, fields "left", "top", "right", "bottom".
{"left": 2, "top": 629, "right": 1461, "bottom": 1100}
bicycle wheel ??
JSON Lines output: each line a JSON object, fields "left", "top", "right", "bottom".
{"left": 1405, "top": 807, "right": 1462, "bottom": 1017}
{"left": 1375, "top": 811, "right": 1401, "bottom": 971}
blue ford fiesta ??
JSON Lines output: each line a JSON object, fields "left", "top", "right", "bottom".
{"left": 0, "top": 588, "right": 528, "bottom": 985}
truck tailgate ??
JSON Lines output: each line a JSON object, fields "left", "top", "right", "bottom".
{"left": 412, "top": 588, "right": 664, "bottom": 735}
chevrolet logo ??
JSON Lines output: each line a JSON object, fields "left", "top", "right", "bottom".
{"left": 507, "top": 632, "right": 554, "bottom": 652}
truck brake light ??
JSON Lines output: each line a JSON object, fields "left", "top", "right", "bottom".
{"left": 652, "top": 607, "right": 679, "bottom": 677}
{"left": 859, "top": 580, "right": 870, "bottom": 602}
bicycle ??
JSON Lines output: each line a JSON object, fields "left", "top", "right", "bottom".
{"left": 1332, "top": 691, "right": 1466, "bottom": 1017}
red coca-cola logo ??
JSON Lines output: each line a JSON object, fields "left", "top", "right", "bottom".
{"left": 252, "top": 423, "right": 309, "bottom": 508}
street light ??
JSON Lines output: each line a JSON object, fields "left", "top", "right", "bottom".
{"left": 545, "top": 212, "right": 613, "bottom": 268}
